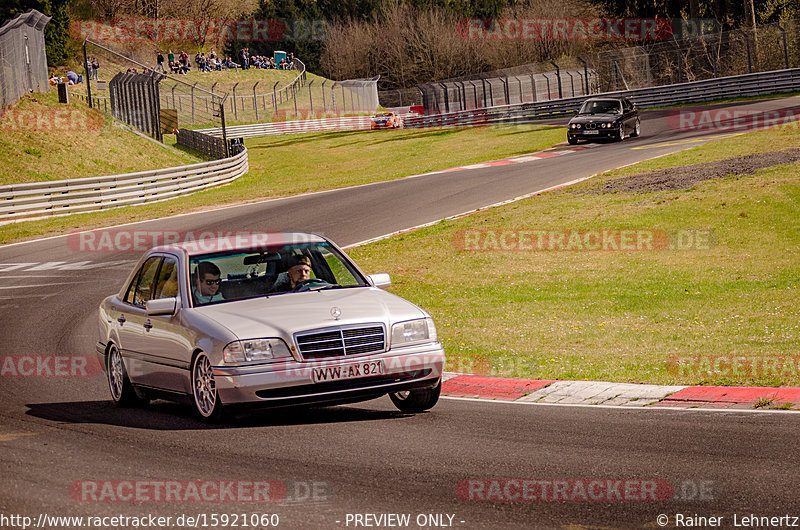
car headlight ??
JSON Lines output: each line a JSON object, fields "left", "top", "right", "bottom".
{"left": 391, "top": 318, "right": 437, "bottom": 347}
{"left": 223, "top": 338, "right": 292, "bottom": 364}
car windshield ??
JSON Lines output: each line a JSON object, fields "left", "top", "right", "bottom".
{"left": 578, "top": 100, "right": 622, "bottom": 115}
{"left": 189, "top": 241, "right": 367, "bottom": 306}
{"left": 375, "top": 112, "right": 393, "bottom": 117}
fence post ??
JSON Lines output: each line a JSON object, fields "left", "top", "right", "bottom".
{"left": 564, "top": 70, "right": 575, "bottom": 97}
{"left": 468, "top": 80, "right": 478, "bottom": 109}
{"left": 321, "top": 80, "right": 327, "bottom": 111}
{"left": 293, "top": 80, "right": 298, "bottom": 117}
{"left": 439, "top": 83, "right": 449, "bottom": 112}
{"left": 481, "top": 78, "right": 488, "bottom": 108}
{"left": 191, "top": 82, "right": 197, "bottom": 122}
{"left": 83, "top": 40, "right": 93, "bottom": 109}
{"left": 341, "top": 85, "right": 346, "bottom": 112}
{"left": 253, "top": 81, "right": 259, "bottom": 121}
{"left": 576, "top": 56, "right": 589, "bottom": 94}
{"left": 770, "top": 22, "right": 789, "bottom": 69}
{"left": 308, "top": 79, "right": 314, "bottom": 115}
{"left": 232, "top": 82, "right": 239, "bottom": 120}
{"left": 501, "top": 77, "right": 509, "bottom": 105}
{"left": 220, "top": 98, "right": 229, "bottom": 158}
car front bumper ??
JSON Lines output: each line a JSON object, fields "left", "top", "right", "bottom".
{"left": 212, "top": 342, "right": 445, "bottom": 405}
{"left": 567, "top": 127, "right": 618, "bottom": 140}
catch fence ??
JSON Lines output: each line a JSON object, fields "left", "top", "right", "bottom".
{"left": 0, "top": 9, "right": 51, "bottom": 108}
{"left": 417, "top": 21, "right": 800, "bottom": 113}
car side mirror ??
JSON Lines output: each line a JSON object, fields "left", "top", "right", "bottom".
{"left": 146, "top": 297, "right": 177, "bottom": 316}
{"left": 367, "top": 273, "right": 391, "bottom": 289}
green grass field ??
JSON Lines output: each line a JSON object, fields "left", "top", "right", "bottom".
{"left": 0, "top": 122, "right": 563, "bottom": 243}
{"left": 347, "top": 125, "right": 800, "bottom": 387}
{"left": 0, "top": 92, "right": 198, "bottom": 185}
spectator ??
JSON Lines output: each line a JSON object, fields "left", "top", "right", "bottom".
{"left": 167, "top": 49, "right": 175, "bottom": 66}
{"left": 156, "top": 51, "right": 165, "bottom": 73}
{"left": 91, "top": 57, "right": 99, "bottom": 80}
{"left": 66, "top": 70, "right": 82, "bottom": 84}
{"left": 223, "top": 56, "right": 239, "bottom": 71}
{"left": 179, "top": 50, "right": 189, "bottom": 70}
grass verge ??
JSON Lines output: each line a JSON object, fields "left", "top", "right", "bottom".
{"left": 347, "top": 124, "right": 800, "bottom": 387}
{"left": 0, "top": 92, "right": 198, "bottom": 185}
{"left": 0, "top": 123, "right": 563, "bottom": 244}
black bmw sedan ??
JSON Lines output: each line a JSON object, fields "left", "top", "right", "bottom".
{"left": 567, "top": 97, "right": 640, "bottom": 145}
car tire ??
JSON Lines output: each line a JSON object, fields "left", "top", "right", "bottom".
{"left": 632, "top": 118, "right": 641, "bottom": 137}
{"left": 107, "top": 344, "right": 144, "bottom": 407}
{"left": 567, "top": 135, "right": 578, "bottom": 145}
{"left": 617, "top": 124, "right": 625, "bottom": 141}
{"left": 390, "top": 379, "right": 441, "bottom": 413}
{"left": 191, "top": 352, "right": 224, "bottom": 422}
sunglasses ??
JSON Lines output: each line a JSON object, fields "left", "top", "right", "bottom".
{"left": 204, "top": 278, "right": 222, "bottom": 285}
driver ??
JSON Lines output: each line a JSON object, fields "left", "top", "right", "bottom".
{"left": 192, "top": 261, "right": 225, "bottom": 304}
{"left": 271, "top": 255, "right": 313, "bottom": 292}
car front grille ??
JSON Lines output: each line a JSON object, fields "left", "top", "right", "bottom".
{"left": 296, "top": 325, "right": 385, "bottom": 359}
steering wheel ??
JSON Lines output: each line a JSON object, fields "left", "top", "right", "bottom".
{"left": 294, "top": 278, "right": 333, "bottom": 292}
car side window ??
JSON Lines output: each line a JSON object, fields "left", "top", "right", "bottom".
{"left": 153, "top": 257, "right": 179, "bottom": 299}
{"left": 132, "top": 257, "right": 162, "bottom": 307}
{"left": 123, "top": 271, "right": 140, "bottom": 305}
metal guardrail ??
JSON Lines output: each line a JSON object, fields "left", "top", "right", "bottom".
{"left": 404, "top": 68, "right": 800, "bottom": 127}
{"left": 198, "top": 116, "right": 374, "bottom": 139}
{"left": 0, "top": 149, "right": 248, "bottom": 221}
{"left": 191, "top": 68, "right": 800, "bottom": 139}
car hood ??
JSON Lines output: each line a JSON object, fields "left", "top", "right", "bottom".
{"left": 570, "top": 113, "right": 620, "bottom": 123}
{"left": 192, "top": 287, "right": 427, "bottom": 340}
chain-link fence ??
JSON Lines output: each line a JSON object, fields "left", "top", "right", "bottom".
{"left": 0, "top": 9, "right": 51, "bottom": 109}
{"left": 72, "top": 39, "right": 378, "bottom": 126}
{"left": 209, "top": 73, "right": 379, "bottom": 123}
{"left": 416, "top": 21, "right": 800, "bottom": 113}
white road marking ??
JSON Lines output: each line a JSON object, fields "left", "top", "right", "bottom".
{"left": 0, "top": 260, "right": 135, "bottom": 273}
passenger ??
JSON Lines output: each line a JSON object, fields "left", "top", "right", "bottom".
{"left": 193, "top": 261, "right": 224, "bottom": 303}
{"left": 271, "top": 255, "right": 312, "bottom": 292}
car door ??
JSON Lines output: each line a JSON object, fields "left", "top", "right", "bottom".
{"left": 115, "top": 255, "right": 161, "bottom": 384}
{"left": 134, "top": 255, "right": 194, "bottom": 392}
{"left": 623, "top": 99, "right": 636, "bottom": 133}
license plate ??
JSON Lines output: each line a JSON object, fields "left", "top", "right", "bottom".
{"left": 583, "top": 130, "right": 599, "bottom": 135}
{"left": 312, "top": 360, "right": 384, "bottom": 383}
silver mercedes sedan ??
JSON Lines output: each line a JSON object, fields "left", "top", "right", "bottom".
{"left": 96, "top": 233, "right": 445, "bottom": 422}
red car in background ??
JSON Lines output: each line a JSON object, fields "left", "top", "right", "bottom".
{"left": 371, "top": 111, "right": 401, "bottom": 129}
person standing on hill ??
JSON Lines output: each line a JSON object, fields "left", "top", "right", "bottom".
{"left": 156, "top": 51, "right": 165, "bottom": 73}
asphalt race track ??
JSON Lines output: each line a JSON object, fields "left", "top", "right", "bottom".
{"left": 1, "top": 96, "right": 799, "bottom": 529}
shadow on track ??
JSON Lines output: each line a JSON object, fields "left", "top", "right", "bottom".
{"left": 25, "top": 399, "right": 415, "bottom": 430}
